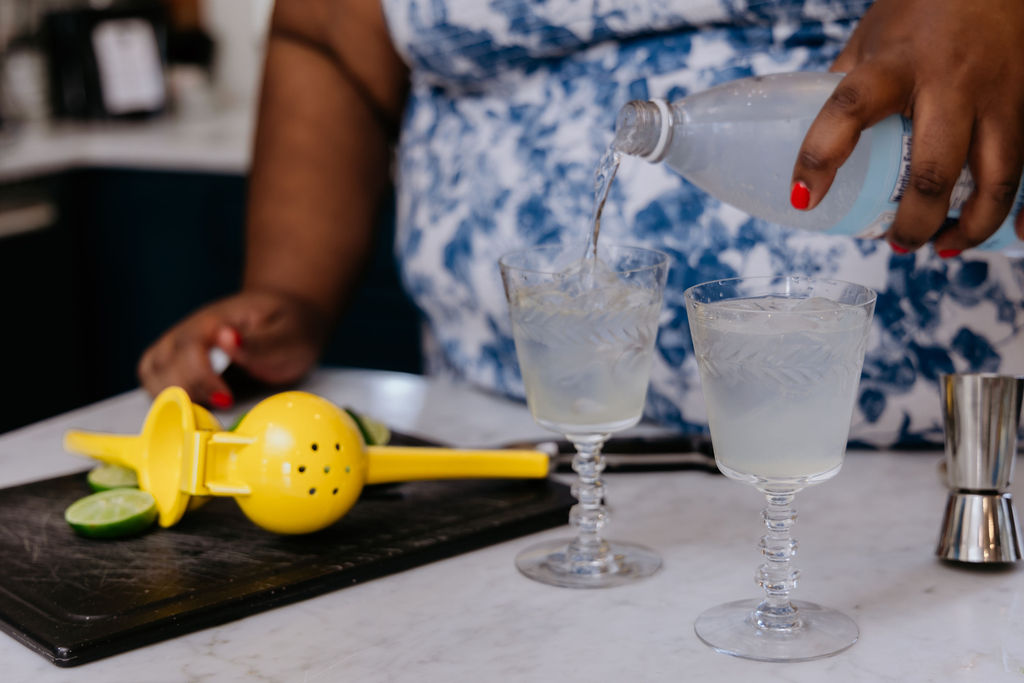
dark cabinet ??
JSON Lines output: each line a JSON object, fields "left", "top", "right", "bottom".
{"left": 0, "top": 176, "right": 84, "bottom": 432}
{"left": 0, "top": 167, "right": 421, "bottom": 434}
{"left": 65, "top": 168, "right": 249, "bottom": 400}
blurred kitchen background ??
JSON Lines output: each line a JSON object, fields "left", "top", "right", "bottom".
{"left": 0, "top": 0, "right": 421, "bottom": 433}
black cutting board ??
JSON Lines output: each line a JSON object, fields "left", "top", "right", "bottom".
{"left": 0, "top": 444, "right": 572, "bottom": 667}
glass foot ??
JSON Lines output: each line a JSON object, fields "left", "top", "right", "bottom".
{"left": 514, "top": 537, "right": 661, "bottom": 588}
{"left": 695, "top": 599, "right": 858, "bottom": 662}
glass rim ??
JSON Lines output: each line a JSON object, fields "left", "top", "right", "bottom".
{"left": 683, "top": 274, "right": 877, "bottom": 310}
{"left": 498, "top": 243, "right": 669, "bottom": 276}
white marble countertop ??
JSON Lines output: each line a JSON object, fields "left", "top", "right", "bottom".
{"left": 0, "top": 367, "right": 1021, "bottom": 682}
{"left": 0, "top": 104, "right": 253, "bottom": 183}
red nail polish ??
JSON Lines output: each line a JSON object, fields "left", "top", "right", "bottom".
{"left": 937, "top": 249, "right": 962, "bottom": 259}
{"left": 210, "top": 391, "right": 234, "bottom": 409}
{"left": 790, "top": 181, "right": 810, "bottom": 210}
{"left": 889, "top": 241, "right": 910, "bottom": 254}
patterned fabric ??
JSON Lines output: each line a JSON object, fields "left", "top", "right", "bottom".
{"left": 380, "top": 0, "right": 1024, "bottom": 448}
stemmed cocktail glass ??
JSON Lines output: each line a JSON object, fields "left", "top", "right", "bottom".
{"left": 500, "top": 244, "right": 669, "bottom": 588}
{"left": 685, "top": 275, "right": 875, "bottom": 661}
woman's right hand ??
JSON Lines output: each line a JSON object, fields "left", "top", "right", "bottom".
{"left": 137, "top": 290, "right": 330, "bottom": 409}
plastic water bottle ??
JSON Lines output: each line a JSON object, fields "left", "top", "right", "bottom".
{"left": 613, "top": 71, "right": 1024, "bottom": 253}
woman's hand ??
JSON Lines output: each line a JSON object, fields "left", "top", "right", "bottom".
{"left": 791, "top": 0, "right": 1024, "bottom": 255}
{"left": 137, "top": 290, "right": 329, "bottom": 408}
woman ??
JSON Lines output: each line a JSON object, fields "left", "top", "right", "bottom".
{"left": 139, "top": 0, "right": 1024, "bottom": 447}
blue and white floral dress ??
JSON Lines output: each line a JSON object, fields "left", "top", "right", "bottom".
{"left": 379, "top": 0, "right": 1024, "bottom": 448}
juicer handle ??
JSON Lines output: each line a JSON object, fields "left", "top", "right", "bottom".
{"left": 63, "top": 431, "right": 144, "bottom": 471}
{"left": 363, "top": 446, "right": 550, "bottom": 485}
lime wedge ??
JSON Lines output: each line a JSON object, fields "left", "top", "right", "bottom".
{"left": 86, "top": 463, "right": 139, "bottom": 492}
{"left": 227, "top": 410, "right": 248, "bottom": 432}
{"left": 344, "top": 408, "right": 391, "bottom": 446}
{"left": 65, "top": 489, "right": 158, "bottom": 539}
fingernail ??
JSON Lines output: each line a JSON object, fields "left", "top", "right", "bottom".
{"left": 210, "top": 391, "right": 234, "bottom": 409}
{"left": 889, "top": 241, "right": 910, "bottom": 254}
{"left": 937, "top": 248, "right": 962, "bottom": 259}
{"left": 790, "top": 181, "right": 810, "bottom": 210}
{"left": 220, "top": 325, "right": 242, "bottom": 349}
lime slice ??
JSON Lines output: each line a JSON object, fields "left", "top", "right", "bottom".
{"left": 228, "top": 410, "right": 248, "bottom": 432}
{"left": 344, "top": 408, "right": 391, "bottom": 446}
{"left": 86, "top": 463, "right": 139, "bottom": 492}
{"left": 65, "top": 489, "right": 158, "bottom": 539}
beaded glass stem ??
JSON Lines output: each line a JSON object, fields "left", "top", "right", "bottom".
{"left": 755, "top": 491, "right": 800, "bottom": 630}
{"left": 564, "top": 435, "right": 613, "bottom": 574}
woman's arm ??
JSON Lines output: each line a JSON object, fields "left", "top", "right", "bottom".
{"left": 138, "top": 0, "right": 410, "bottom": 405}
{"left": 244, "top": 0, "right": 409, "bottom": 319}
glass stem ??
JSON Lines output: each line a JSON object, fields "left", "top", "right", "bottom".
{"left": 566, "top": 435, "right": 613, "bottom": 569}
{"left": 755, "top": 491, "right": 801, "bottom": 631}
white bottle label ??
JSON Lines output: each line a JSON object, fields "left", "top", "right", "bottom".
{"left": 889, "top": 130, "right": 975, "bottom": 212}
{"left": 887, "top": 133, "right": 914, "bottom": 204}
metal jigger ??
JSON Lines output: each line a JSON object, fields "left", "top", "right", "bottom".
{"left": 936, "top": 373, "right": 1024, "bottom": 563}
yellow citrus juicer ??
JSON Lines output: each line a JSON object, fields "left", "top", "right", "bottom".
{"left": 63, "top": 387, "right": 550, "bottom": 534}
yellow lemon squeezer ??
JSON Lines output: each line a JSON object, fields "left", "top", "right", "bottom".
{"left": 63, "top": 387, "right": 550, "bottom": 534}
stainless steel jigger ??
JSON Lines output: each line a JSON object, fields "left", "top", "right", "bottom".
{"left": 936, "top": 373, "right": 1024, "bottom": 563}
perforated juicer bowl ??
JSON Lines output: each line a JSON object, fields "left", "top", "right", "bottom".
{"left": 227, "top": 392, "right": 369, "bottom": 534}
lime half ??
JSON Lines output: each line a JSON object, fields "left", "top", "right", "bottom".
{"left": 87, "top": 463, "right": 139, "bottom": 492}
{"left": 65, "top": 489, "right": 158, "bottom": 539}
{"left": 344, "top": 408, "right": 391, "bottom": 446}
